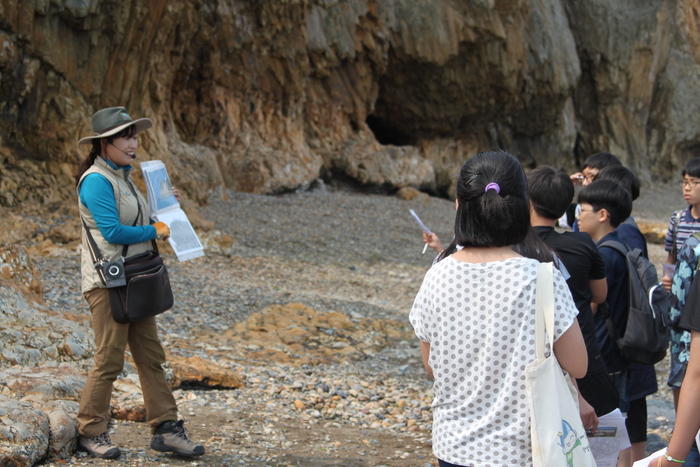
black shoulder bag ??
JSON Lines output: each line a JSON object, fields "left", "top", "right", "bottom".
{"left": 82, "top": 198, "right": 174, "bottom": 323}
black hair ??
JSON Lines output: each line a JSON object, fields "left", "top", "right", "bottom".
{"left": 595, "top": 165, "right": 640, "bottom": 201}
{"left": 512, "top": 227, "right": 556, "bottom": 263}
{"left": 527, "top": 166, "right": 575, "bottom": 219}
{"left": 437, "top": 227, "right": 557, "bottom": 264}
{"left": 582, "top": 152, "right": 622, "bottom": 171}
{"left": 577, "top": 179, "right": 632, "bottom": 228}
{"left": 682, "top": 157, "right": 700, "bottom": 179}
{"left": 452, "top": 149, "right": 530, "bottom": 248}
{"left": 74, "top": 125, "right": 138, "bottom": 186}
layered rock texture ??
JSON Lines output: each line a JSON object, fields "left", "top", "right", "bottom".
{"left": 1, "top": 0, "right": 700, "bottom": 206}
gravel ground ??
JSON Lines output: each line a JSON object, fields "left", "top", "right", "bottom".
{"left": 33, "top": 184, "right": 682, "bottom": 466}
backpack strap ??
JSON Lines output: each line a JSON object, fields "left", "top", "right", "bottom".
{"left": 599, "top": 239, "right": 630, "bottom": 257}
{"left": 599, "top": 301, "right": 622, "bottom": 343}
{"left": 598, "top": 239, "right": 630, "bottom": 362}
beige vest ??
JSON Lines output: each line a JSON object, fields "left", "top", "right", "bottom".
{"left": 78, "top": 157, "right": 152, "bottom": 293}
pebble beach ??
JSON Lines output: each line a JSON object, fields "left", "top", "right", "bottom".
{"left": 30, "top": 181, "right": 682, "bottom": 466}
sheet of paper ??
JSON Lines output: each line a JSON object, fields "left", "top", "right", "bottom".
{"left": 140, "top": 160, "right": 179, "bottom": 218}
{"left": 156, "top": 210, "right": 205, "bottom": 262}
{"left": 632, "top": 447, "right": 666, "bottom": 467}
{"left": 662, "top": 263, "right": 676, "bottom": 278}
{"left": 587, "top": 409, "right": 631, "bottom": 467}
{"left": 409, "top": 209, "right": 432, "bottom": 234}
{"left": 141, "top": 160, "right": 205, "bottom": 262}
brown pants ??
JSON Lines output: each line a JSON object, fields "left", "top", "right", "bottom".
{"left": 77, "top": 287, "right": 177, "bottom": 436}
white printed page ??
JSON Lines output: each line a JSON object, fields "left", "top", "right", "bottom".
{"left": 140, "top": 160, "right": 179, "bottom": 218}
{"left": 587, "top": 409, "right": 630, "bottom": 467}
{"left": 156, "top": 209, "right": 205, "bottom": 262}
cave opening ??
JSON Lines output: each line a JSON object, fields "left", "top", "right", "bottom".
{"left": 365, "top": 115, "right": 414, "bottom": 146}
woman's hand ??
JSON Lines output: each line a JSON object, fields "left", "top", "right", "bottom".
{"left": 172, "top": 186, "right": 181, "bottom": 202}
{"left": 154, "top": 222, "right": 170, "bottom": 240}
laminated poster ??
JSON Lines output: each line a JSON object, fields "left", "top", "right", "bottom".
{"left": 140, "top": 160, "right": 204, "bottom": 262}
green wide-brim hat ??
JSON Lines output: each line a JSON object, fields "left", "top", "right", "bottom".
{"left": 78, "top": 106, "right": 152, "bottom": 145}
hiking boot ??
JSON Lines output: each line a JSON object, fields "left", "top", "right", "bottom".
{"left": 150, "top": 420, "right": 205, "bottom": 457}
{"left": 78, "top": 432, "right": 121, "bottom": 459}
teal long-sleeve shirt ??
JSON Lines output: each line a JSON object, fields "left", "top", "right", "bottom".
{"left": 79, "top": 160, "right": 156, "bottom": 245}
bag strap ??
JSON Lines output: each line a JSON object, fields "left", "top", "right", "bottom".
{"left": 600, "top": 301, "right": 622, "bottom": 342}
{"left": 598, "top": 240, "right": 628, "bottom": 348}
{"left": 535, "top": 262, "right": 555, "bottom": 360}
{"left": 599, "top": 239, "right": 630, "bottom": 257}
{"left": 121, "top": 177, "right": 143, "bottom": 258}
{"left": 671, "top": 210, "right": 684, "bottom": 261}
{"left": 82, "top": 177, "right": 157, "bottom": 264}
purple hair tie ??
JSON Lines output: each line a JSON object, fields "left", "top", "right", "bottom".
{"left": 484, "top": 182, "right": 500, "bottom": 193}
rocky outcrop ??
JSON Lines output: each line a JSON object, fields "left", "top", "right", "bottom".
{"left": 0, "top": 395, "right": 50, "bottom": 467}
{"left": 224, "top": 302, "right": 413, "bottom": 365}
{"left": 0, "top": 0, "right": 699, "bottom": 210}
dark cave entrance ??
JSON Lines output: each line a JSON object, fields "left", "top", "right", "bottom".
{"left": 365, "top": 115, "right": 414, "bottom": 146}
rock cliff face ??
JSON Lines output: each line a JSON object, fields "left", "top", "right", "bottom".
{"left": 0, "top": 0, "right": 699, "bottom": 207}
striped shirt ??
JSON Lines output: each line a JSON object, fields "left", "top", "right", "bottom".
{"left": 664, "top": 208, "right": 700, "bottom": 254}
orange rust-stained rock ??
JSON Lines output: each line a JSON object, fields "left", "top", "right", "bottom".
{"left": 224, "top": 303, "right": 412, "bottom": 366}
{"left": 111, "top": 404, "right": 147, "bottom": 423}
{"left": 168, "top": 356, "right": 245, "bottom": 390}
{"left": 0, "top": 245, "right": 44, "bottom": 301}
{"left": 637, "top": 220, "right": 668, "bottom": 245}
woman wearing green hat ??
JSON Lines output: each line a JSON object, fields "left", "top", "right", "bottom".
{"left": 74, "top": 107, "right": 204, "bottom": 459}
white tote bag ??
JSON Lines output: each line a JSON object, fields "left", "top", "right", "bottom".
{"left": 526, "top": 262, "right": 597, "bottom": 467}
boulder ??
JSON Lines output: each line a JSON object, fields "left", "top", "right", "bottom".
{"left": 169, "top": 356, "right": 245, "bottom": 390}
{"left": 45, "top": 402, "right": 78, "bottom": 459}
{"left": 0, "top": 365, "right": 85, "bottom": 402}
{"left": 0, "top": 395, "right": 50, "bottom": 467}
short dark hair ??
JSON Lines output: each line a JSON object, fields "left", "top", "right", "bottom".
{"left": 527, "top": 166, "right": 574, "bottom": 219}
{"left": 453, "top": 149, "right": 529, "bottom": 247}
{"left": 682, "top": 157, "right": 700, "bottom": 179}
{"left": 577, "top": 179, "right": 632, "bottom": 228}
{"left": 582, "top": 152, "right": 622, "bottom": 171}
{"left": 594, "top": 165, "right": 640, "bottom": 201}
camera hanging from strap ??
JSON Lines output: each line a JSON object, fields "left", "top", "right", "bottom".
{"left": 81, "top": 183, "right": 158, "bottom": 288}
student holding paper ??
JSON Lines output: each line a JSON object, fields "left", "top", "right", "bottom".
{"left": 74, "top": 107, "right": 204, "bottom": 459}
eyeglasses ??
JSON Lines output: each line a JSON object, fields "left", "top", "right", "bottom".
{"left": 679, "top": 179, "right": 700, "bottom": 188}
{"left": 575, "top": 209, "right": 598, "bottom": 220}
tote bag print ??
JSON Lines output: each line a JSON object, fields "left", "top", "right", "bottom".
{"left": 558, "top": 419, "right": 591, "bottom": 467}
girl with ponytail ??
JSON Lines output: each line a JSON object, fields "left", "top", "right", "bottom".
{"left": 409, "top": 150, "right": 587, "bottom": 467}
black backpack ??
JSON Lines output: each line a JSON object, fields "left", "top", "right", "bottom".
{"left": 599, "top": 240, "right": 671, "bottom": 365}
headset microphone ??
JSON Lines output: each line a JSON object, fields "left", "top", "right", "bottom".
{"left": 107, "top": 139, "right": 136, "bottom": 158}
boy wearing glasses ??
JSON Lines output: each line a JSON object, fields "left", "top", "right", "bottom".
{"left": 576, "top": 180, "right": 633, "bottom": 414}
{"left": 663, "top": 157, "right": 700, "bottom": 291}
